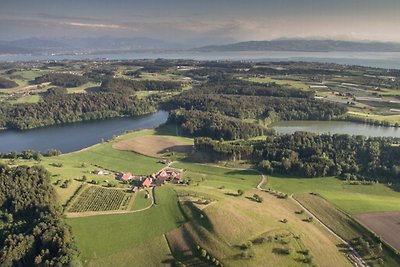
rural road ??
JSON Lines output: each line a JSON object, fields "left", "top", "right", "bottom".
{"left": 256, "top": 173, "right": 267, "bottom": 190}
{"left": 291, "top": 196, "right": 369, "bottom": 267}
{"left": 255, "top": 172, "right": 368, "bottom": 267}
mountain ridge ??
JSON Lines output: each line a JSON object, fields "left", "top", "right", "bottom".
{"left": 193, "top": 39, "right": 400, "bottom": 52}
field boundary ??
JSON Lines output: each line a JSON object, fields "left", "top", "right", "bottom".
{"left": 291, "top": 196, "right": 369, "bottom": 267}
{"left": 65, "top": 186, "right": 155, "bottom": 218}
{"left": 354, "top": 216, "right": 400, "bottom": 255}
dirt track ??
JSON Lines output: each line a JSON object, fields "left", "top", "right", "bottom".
{"left": 356, "top": 212, "right": 400, "bottom": 251}
{"left": 112, "top": 136, "right": 193, "bottom": 158}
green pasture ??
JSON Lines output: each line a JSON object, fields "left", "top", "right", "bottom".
{"left": 266, "top": 175, "right": 400, "bottom": 214}
{"left": 67, "top": 186, "right": 185, "bottom": 261}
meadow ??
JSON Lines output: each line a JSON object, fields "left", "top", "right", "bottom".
{"left": 267, "top": 175, "right": 400, "bottom": 214}
{"left": 67, "top": 186, "right": 185, "bottom": 263}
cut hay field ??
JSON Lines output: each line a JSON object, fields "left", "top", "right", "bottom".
{"left": 170, "top": 188, "right": 351, "bottom": 267}
{"left": 113, "top": 135, "right": 193, "bottom": 158}
{"left": 267, "top": 175, "right": 400, "bottom": 215}
{"left": 295, "top": 193, "right": 400, "bottom": 267}
{"left": 356, "top": 212, "right": 400, "bottom": 251}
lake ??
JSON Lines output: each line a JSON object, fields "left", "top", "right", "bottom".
{"left": 0, "top": 110, "right": 168, "bottom": 153}
{"left": 1, "top": 51, "right": 400, "bottom": 69}
{"left": 273, "top": 120, "right": 400, "bottom": 138}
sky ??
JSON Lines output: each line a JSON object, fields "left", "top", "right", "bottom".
{"left": 0, "top": 0, "right": 399, "bottom": 44}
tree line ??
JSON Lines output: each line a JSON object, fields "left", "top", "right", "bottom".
{"left": 195, "top": 79, "right": 314, "bottom": 98}
{"left": 100, "top": 77, "right": 182, "bottom": 94}
{"left": 194, "top": 132, "right": 400, "bottom": 183}
{"left": 164, "top": 90, "right": 346, "bottom": 121}
{"left": 0, "top": 92, "right": 156, "bottom": 130}
{"left": 0, "top": 77, "right": 18, "bottom": 89}
{"left": 34, "top": 73, "right": 88, "bottom": 87}
{"left": 168, "top": 109, "right": 268, "bottom": 140}
{"left": 0, "top": 164, "right": 81, "bottom": 266}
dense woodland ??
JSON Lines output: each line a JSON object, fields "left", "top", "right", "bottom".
{"left": 165, "top": 90, "right": 346, "bottom": 121}
{"left": 195, "top": 133, "right": 400, "bottom": 183}
{"left": 100, "top": 77, "right": 182, "bottom": 94}
{"left": 196, "top": 79, "right": 313, "bottom": 98}
{"left": 168, "top": 109, "right": 268, "bottom": 140}
{"left": 0, "top": 164, "right": 80, "bottom": 266}
{"left": 0, "top": 93, "right": 156, "bottom": 130}
{"left": 34, "top": 73, "right": 88, "bottom": 87}
{"left": 0, "top": 77, "right": 18, "bottom": 89}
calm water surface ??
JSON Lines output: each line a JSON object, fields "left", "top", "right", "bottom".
{"left": 0, "top": 110, "right": 168, "bottom": 153}
{"left": 1, "top": 51, "right": 400, "bottom": 69}
{"left": 273, "top": 120, "right": 400, "bottom": 138}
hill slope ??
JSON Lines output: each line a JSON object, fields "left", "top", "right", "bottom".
{"left": 194, "top": 39, "right": 400, "bottom": 52}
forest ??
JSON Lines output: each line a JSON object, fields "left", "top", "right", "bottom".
{"left": 168, "top": 109, "right": 268, "bottom": 140}
{"left": 162, "top": 75, "right": 347, "bottom": 140}
{"left": 0, "top": 77, "right": 18, "bottom": 89}
{"left": 34, "top": 73, "right": 88, "bottom": 87}
{"left": 0, "top": 164, "right": 80, "bottom": 266}
{"left": 194, "top": 132, "right": 400, "bottom": 183}
{"left": 196, "top": 79, "right": 314, "bottom": 98}
{"left": 0, "top": 93, "right": 156, "bottom": 130}
{"left": 100, "top": 77, "right": 182, "bottom": 94}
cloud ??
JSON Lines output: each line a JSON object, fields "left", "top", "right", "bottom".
{"left": 38, "top": 13, "right": 100, "bottom": 22}
{"left": 62, "top": 22, "right": 129, "bottom": 30}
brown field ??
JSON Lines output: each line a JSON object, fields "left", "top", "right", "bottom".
{"left": 355, "top": 212, "right": 400, "bottom": 251}
{"left": 171, "top": 189, "right": 352, "bottom": 267}
{"left": 112, "top": 136, "right": 193, "bottom": 158}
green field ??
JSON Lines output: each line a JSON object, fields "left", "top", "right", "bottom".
{"left": 131, "top": 189, "right": 152, "bottom": 210}
{"left": 267, "top": 175, "right": 400, "bottom": 214}
{"left": 67, "top": 186, "right": 185, "bottom": 263}
{"left": 247, "top": 76, "right": 310, "bottom": 90}
{"left": 294, "top": 193, "right": 400, "bottom": 267}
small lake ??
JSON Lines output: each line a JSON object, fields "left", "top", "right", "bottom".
{"left": 273, "top": 120, "right": 400, "bottom": 138}
{"left": 0, "top": 110, "right": 168, "bottom": 153}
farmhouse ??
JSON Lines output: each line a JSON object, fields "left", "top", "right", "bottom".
{"left": 156, "top": 168, "right": 183, "bottom": 184}
{"left": 141, "top": 178, "right": 152, "bottom": 188}
{"left": 118, "top": 172, "right": 133, "bottom": 182}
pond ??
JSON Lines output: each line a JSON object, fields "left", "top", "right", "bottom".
{"left": 0, "top": 110, "right": 168, "bottom": 153}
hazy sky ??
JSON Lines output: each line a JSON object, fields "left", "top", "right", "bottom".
{"left": 1, "top": 0, "right": 399, "bottom": 43}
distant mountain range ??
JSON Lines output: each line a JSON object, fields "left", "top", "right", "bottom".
{"left": 2, "top": 37, "right": 400, "bottom": 55}
{"left": 194, "top": 39, "right": 400, "bottom": 52}
{"left": 0, "top": 36, "right": 183, "bottom": 55}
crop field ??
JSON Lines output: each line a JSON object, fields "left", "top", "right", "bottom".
{"left": 67, "top": 186, "right": 185, "bottom": 262}
{"left": 356, "top": 212, "right": 400, "bottom": 251}
{"left": 68, "top": 186, "right": 130, "bottom": 212}
{"left": 295, "top": 193, "right": 400, "bottom": 266}
{"left": 113, "top": 135, "right": 193, "bottom": 158}
{"left": 247, "top": 76, "right": 310, "bottom": 90}
{"left": 266, "top": 175, "right": 400, "bottom": 214}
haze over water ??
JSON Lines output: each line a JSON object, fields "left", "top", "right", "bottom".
{"left": 2, "top": 51, "right": 400, "bottom": 69}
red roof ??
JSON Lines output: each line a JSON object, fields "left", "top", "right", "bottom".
{"left": 121, "top": 172, "right": 132, "bottom": 181}
{"left": 142, "top": 178, "right": 152, "bottom": 188}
